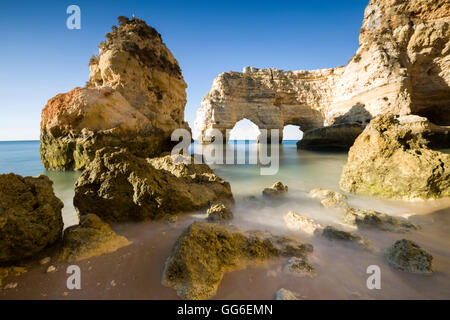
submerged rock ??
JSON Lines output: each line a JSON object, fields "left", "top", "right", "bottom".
{"left": 320, "top": 197, "right": 349, "bottom": 210}
{"left": 162, "top": 222, "right": 312, "bottom": 300}
{"left": 342, "top": 208, "right": 418, "bottom": 233}
{"left": 0, "top": 174, "right": 63, "bottom": 263}
{"left": 275, "top": 288, "right": 299, "bottom": 300}
{"left": 308, "top": 188, "right": 347, "bottom": 201}
{"left": 58, "top": 214, "right": 131, "bottom": 262}
{"left": 284, "top": 257, "right": 316, "bottom": 278}
{"left": 284, "top": 211, "right": 322, "bottom": 235}
{"left": 0, "top": 267, "right": 27, "bottom": 288}
{"left": 319, "top": 226, "right": 371, "bottom": 250}
{"left": 206, "top": 203, "right": 233, "bottom": 222}
{"left": 262, "top": 182, "right": 288, "bottom": 198}
{"left": 340, "top": 115, "right": 450, "bottom": 199}
{"left": 74, "top": 148, "right": 233, "bottom": 222}
{"left": 40, "top": 17, "right": 189, "bottom": 170}
{"left": 384, "top": 239, "right": 433, "bottom": 275}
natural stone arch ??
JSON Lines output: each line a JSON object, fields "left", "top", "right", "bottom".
{"left": 228, "top": 118, "right": 261, "bottom": 141}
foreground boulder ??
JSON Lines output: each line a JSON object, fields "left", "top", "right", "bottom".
{"left": 384, "top": 239, "right": 433, "bottom": 275}
{"left": 40, "top": 16, "right": 189, "bottom": 170}
{"left": 340, "top": 115, "right": 450, "bottom": 199}
{"left": 58, "top": 214, "right": 131, "bottom": 262}
{"left": 162, "top": 222, "right": 313, "bottom": 300}
{"left": 262, "top": 182, "right": 288, "bottom": 199}
{"left": 0, "top": 174, "right": 63, "bottom": 263}
{"left": 74, "top": 148, "right": 233, "bottom": 222}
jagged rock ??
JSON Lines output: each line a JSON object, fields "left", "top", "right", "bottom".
{"left": 308, "top": 188, "right": 347, "bottom": 201}
{"left": 262, "top": 182, "right": 288, "bottom": 198}
{"left": 162, "top": 221, "right": 313, "bottom": 300}
{"left": 206, "top": 203, "right": 233, "bottom": 222}
{"left": 340, "top": 115, "right": 450, "bottom": 199}
{"left": 384, "top": 239, "right": 433, "bottom": 274}
{"left": 284, "top": 257, "right": 316, "bottom": 278}
{"left": 298, "top": 123, "right": 365, "bottom": 150}
{"left": 0, "top": 174, "right": 63, "bottom": 263}
{"left": 195, "top": 0, "right": 450, "bottom": 146}
{"left": 74, "top": 148, "right": 233, "bottom": 222}
{"left": 57, "top": 214, "right": 131, "bottom": 262}
{"left": 40, "top": 17, "right": 189, "bottom": 170}
{"left": 341, "top": 207, "right": 418, "bottom": 233}
{"left": 284, "top": 211, "right": 322, "bottom": 235}
{"left": 276, "top": 288, "right": 300, "bottom": 300}
{"left": 319, "top": 226, "right": 371, "bottom": 249}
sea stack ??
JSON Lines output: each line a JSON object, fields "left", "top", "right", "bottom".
{"left": 40, "top": 16, "right": 190, "bottom": 170}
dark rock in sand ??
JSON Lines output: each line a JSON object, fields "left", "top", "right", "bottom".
{"left": 0, "top": 174, "right": 63, "bottom": 263}
{"left": 58, "top": 214, "right": 131, "bottom": 262}
{"left": 74, "top": 148, "right": 233, "bottom": 222}
{"left": 384, "top": 239, "right": 433, "bottom": 275}
{"left": 162, "top": 221, "right": 313, "bottom": 300}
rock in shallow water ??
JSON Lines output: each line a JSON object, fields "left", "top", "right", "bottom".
{"left": 162, "top": 221, "right": 313, "bottom": 300}
{"left": 0, "top": 174, "right": 63, "bottom": 263}
{"left": 341, "top": 208, "right": 418, "bottom": 233}
{"left": 275, "top": 288, "right": 299, "bottom": 300}
{"left": 308, "top": 188, "right": 347, "bottom": 201}
{"left": 40, "top": 17, "right": 189, "bottom": 170}
{"left": 284, "top": 257, "right": 316, "bottom": 278}
{"left": 319, "top": 226, "right": 371, "bottom": 250}
{"left": 58, "top": 214, "right": 131, "bottom": 262}
{"left": 262, "top": 182, "right": 288, "bottom": 199}
{"left": 206, "top": 202, "right": 233, "bottom": 222}
{"left": 284, "top": 211, "right": 322, "bottom": 235}
{"left": 74, "top": 148, "right": 233, "bottom": 222}
{"left": 384, "top": 239, "right": 433, "bottom": 275}
{"left": 340, "top": 115, "right": 450, "bottom": 199}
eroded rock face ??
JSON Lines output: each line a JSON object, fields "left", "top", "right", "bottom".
{"left": 195, "top": 0, "right": 450, "bottom": 145}
{"left": 0, "top": 174, "right": 63, "bottom": 263}
{"left": 340, "top": 115, "right": 450, "bottom": 199}
{"left": 384, "top": 239, "right": 433, "bottom": 274}
{"left": 58, "top": 214, "right": 131, "bottom": 262}
{"left": 41, "top": 17, "right": 189, "bottom": 170}
{"left": 298, "top": 123, "right": 365, "bottom": 150}
{"left": 162, "top": 221, "right": 313, "bottom": 300}
{"left": 74, "top": 148, "right": 233, "bottom": 222}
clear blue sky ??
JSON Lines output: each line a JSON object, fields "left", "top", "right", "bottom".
{"left": 0, "top": 0, "right": 368, "bottom": 140}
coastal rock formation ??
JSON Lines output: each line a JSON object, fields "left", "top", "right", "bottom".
{"left": 275, "top": 288, "right": 300, "bottom": 300}
{"left": 262, "top": 182, "right": 288, "bottom": 199}
{"left": 195, "top": 0, "right": 450, "bottom": 146}
{"left": 74, "top": 148, "right": 233, "bottom": 222}
{"left": 340, "top": 115, "right": 450, "bottom": 199}
{"left": 284, "top": 211, "right": 322, "bottom": 235}
{"left": 0, "top": 174, "right": 63, "bottom": 263}
{"left": 58, "top": 214, "right": 131, "bottom": 262}
{"left": 41, "top": 17, "right": 189, "bottom": 170}
{"left": 162, "top": 221, "right": 313, "bottom": 299}
{"left": 297, "top": 123, "right": 365, "bottom": 150}
{"left": 206, "top": 202, "right": 233, "bottom": 222}
{"left": 384, "top": 239, "right": 433, "bottom": 274}
{"left": 319, "top": 226, "right": 371, "bottom": 250}
{"left": 341, "top": 207, "right": 418, "bottom": 233}
{"left": 284, "top": 257, "right": 316, "bottom": 278}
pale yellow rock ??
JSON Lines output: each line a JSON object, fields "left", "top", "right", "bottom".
{"left": 195, "top": 0, "right": 450, "bottom": 143}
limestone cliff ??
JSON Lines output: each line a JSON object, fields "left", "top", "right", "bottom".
{"left": 41, "top": 16, "right": 189, "bottom": 170}
{"left": 195, "top": 0, "right": 450, "bottom": 145}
